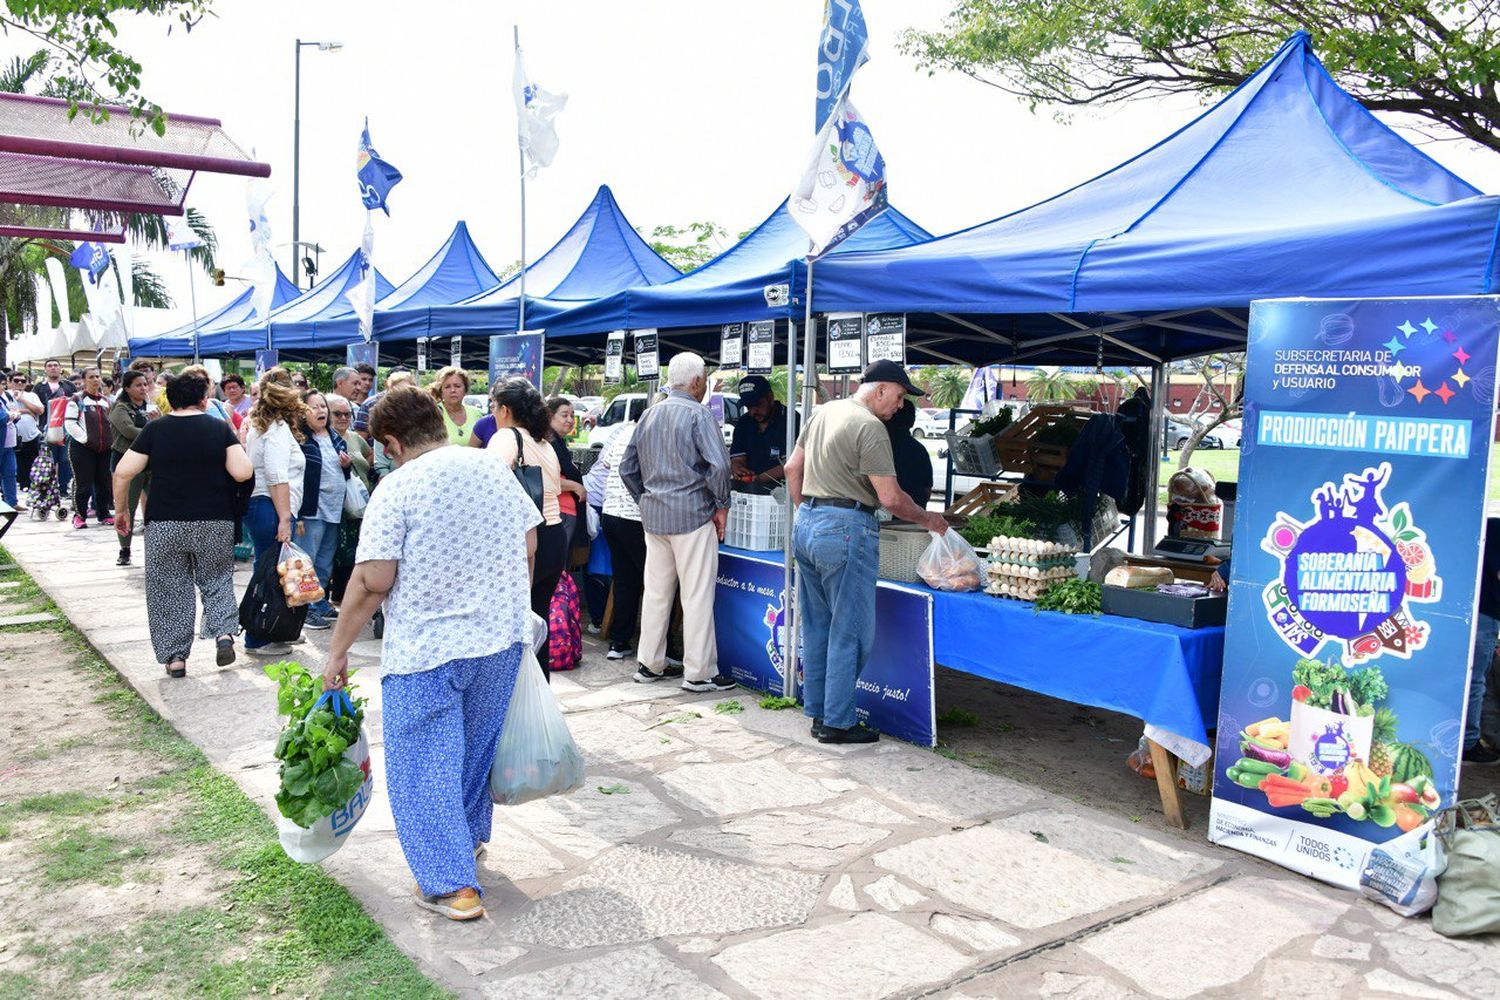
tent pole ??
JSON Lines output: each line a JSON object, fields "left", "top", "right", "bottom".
{"left": 514, "top": 25, "right": 527, "bottom": 335}
{"left": 186, "top": 251, "right": 201, "bottom": 365}
{"left": 1142, "top": 362, "right": 1166, "bottom": 553}
{"left": 782, "top": 301, "right": 800, "bottom": 699}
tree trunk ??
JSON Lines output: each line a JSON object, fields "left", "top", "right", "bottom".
{"left": 1176, "top": 411, "right": 1235, "bottom": 469}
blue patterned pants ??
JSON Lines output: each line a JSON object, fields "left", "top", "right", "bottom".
{"left": 381, "top": 643, "right": 523, "bottom": 897}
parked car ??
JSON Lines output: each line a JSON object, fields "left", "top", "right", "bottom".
{"left": 1167, "top": 419, "right": 1224, "bottom": 450}
{"left": 911, "top": 408, "right": 970, "bottom": 438}
{"left": 586, "top": 392, "right": 743, "bottom": 448}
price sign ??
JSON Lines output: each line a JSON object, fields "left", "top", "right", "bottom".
{"left": 746, "top": 320, "right": 775, "bottom": 374}
{"left": 720, "top": 322, "right": 744, "bottom": 367}
{"left": 827, "top": 313, "right": 864, "bottom": 374}
{"left": 604, "top": 329, "right": 626, "bottom": 384}
{"left": 634, "top": 329, "right": 659, "bottom": 379}
{"left": 449, "top": 336, "right": 462, "bottom": 368}
{"left": 864, "top": 313, "right": 906, "bottom": 365}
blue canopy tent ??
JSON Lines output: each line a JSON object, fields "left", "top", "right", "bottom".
{"left": 808, "top": 32, "right": 1498, "bottom": 369}
{"left": 396, "top": 185, "right": 682, "bottom": 364}
{"left": 128, "top": 263, "right": 299, "bottom": 356}
{"left": 536, "top": 198, "right": 931, "bottom": 359}
{"left": 191, "top": 249, "right": 395, "bottom": 358}
{"left": 265, "top": 220, "right": 498, "bottom": 355}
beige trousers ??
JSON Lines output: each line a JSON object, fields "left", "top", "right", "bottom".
{"left": 639, "top": 520, "right": 719, "bottom": 681}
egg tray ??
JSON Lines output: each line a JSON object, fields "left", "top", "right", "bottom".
{"left": 986, "top": 554, "right": 1076, "bottom": 571}
{"left": 984, "top": 581, "right": 1044, "bottom": 601}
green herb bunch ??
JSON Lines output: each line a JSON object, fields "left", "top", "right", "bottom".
{"left": 265, "top": 661, "right": 368, "bottom": 829}
{"left": 1034, "top": 578, "right": 1102, "bottom": 615}
{"left": 1291, "top": 658, "right": 1388, "bottom": 715}
{"left": 958, "top": 513, "right": 1038, "bottom": 548}
{"left": 967, "top": 410, "right": 1013, "bottom": 438}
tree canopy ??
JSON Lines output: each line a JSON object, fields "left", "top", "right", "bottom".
{"left": 901, "top": 1, "right": 1500, "bottom": 152}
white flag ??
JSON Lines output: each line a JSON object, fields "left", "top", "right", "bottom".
{"left": 346, "top": 212, "right": 377, "bottom": 343}
{"left": 245, "top": 180, "right": 279, "bottom": 322}
{"left": 513, "top": 48, "right": 567, "bottom": 178}
{"left": 788, "top": 93, "right": 888, "bottom": 257}
{"left": 165, "top": 215, "right": 204, "bottom": 251}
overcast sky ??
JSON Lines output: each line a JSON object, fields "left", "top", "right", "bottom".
{"left": 104, "top": 0, "right": 1500, "bottom": 330}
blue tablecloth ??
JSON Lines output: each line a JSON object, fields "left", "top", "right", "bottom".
{"left": 721, "top": 545, "right": 1224, "bottom": 748}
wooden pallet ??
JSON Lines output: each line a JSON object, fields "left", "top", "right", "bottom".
{"left": 994, "top": 405, "right": 1094, "bottom": 480}
{"left": 946, "top": 481, "right": 1019, "bottom": 518}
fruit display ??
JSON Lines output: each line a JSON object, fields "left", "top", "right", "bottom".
{"left": 983, "top": 535, "right": 1078, "bottom": 600}
{"left": 278, "top": 552, "right": 325, "bottom": 608}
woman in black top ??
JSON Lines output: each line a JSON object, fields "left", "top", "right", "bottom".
{"left": 887, "top": 400, "right": 934, "bottom": 511}
{"left": 108, "top": 370, "right": 152, "bottom": 566}
{"left": 112, "top": 372, "right": 254, "bottom": 678}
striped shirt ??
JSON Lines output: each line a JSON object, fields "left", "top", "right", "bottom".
{"left": 620, "top": 389, "right": 730, "bottom": 536}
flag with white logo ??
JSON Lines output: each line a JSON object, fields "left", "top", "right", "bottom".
{"left": 165, "top": 216, "right": 204, "bottom": 252}
{"left": 816, "top": 0, "right": 869, "bottom": 132}
{"left": 788, "top": 93, "right": 888, "bottom": 257}
{"left": 69, "top": 241, "right": 109, "bottom": 284}
{"left": 346, "top": 213, "right": 377, "bottom": 343}
{"left": 245, "top": 180, "right": 278, "bottom": 322}
{"left": 513, "top": 47, "right": 567, "bottom": 178}
{"left": 356, "top": 118, "right": 403, "bottom": 215}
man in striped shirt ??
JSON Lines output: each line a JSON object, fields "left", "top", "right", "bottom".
{"left": 620, "top": 352, "right": 736, "bottom": 692}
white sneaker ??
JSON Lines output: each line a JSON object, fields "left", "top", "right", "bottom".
{"left": 606, "top": 646, "right": 634, "bottom": 660}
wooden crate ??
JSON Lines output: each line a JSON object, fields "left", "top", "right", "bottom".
{"left": 994, "top": 405, "right": 1094, "bottom": 480}
{"left": 946, "top": 481, "right": 1019, "bottom": 519}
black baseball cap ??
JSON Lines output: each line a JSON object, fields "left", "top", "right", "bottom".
{"left": 861, "top": 359, "right": 924, "bottom": 396}
{"left": 736, "top": 375, "right": 773, "bottom": 405}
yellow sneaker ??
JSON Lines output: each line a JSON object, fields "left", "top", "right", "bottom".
{"left": 413, "top": 885, "right": 485, "bottom": 921}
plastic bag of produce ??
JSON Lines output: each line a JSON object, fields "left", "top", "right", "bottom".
{"left": 268, "top": 683, "right": 375, "bottom": 864}
{"left": 489, "top": 640, "right": 586, "bottom": 806}
{"left": 916, "top": 529, "right": 984, "bottom": 592}
{"left": 278, "top": 541, "right": 325, "bottom": 608}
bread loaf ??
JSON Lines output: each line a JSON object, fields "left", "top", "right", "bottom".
{"left": 1104, "top": 565, "right": 1175, "bottom": 590}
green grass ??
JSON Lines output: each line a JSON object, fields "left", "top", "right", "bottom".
{"left": 41, "top": 829, "right": 149, "bottom": 885}
{"left": 0, "top": 547, "right": 450, "bottom": 1000}
{"left": 937, "top": 708, "right": 981, "bottom": 727}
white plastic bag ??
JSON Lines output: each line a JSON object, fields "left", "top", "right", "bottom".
{"left": 489, "top": 640, "right": 586, "bottom": 806}
{"left": 343, "top": 475, "right": 369, "bottom": 518}
{"left": 916, "top": 528, "right": 984, "bottom": 592}
{"left": 586, "top": 503, "right": 601, "bottom": 539}
{"left": 276, "top": 690, "right": 375, "bottom": 864}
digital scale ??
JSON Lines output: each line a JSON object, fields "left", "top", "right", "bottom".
{"left": 1151, "top": 535, "right": 1232, "bottom": 562}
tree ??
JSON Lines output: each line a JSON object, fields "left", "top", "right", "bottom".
{"left": 1025, "top": 367, "right": 1080, "bottom": 402}
{"left": 919, "top": 365, "right": 971, "bottom": 408}
{"left": 901, "top": 2, "right": 1500, "bottom": 153}
{"left": 1174, "top": 353, "right": 1246, "bottom": 468}
{"left": 643, "top": 222, "right": 730, "bottom": 273}
{"left": 0, "top": 1, "right": 214, "bottom": 136}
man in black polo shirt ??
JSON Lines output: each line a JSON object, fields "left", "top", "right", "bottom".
{"left": 729, "top": 375, "right": 798, "bottom": 485}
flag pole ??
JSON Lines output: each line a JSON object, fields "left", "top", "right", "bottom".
{"left": 514, "top": 25, "right": 528, "bottom": 336}
{"left": 186, "top": 250, "right": 201, "bottom": 364}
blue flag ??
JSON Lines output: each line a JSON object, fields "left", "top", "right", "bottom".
{"left": 815, "top": 0, "right": 869, "bottom": 132}
{"left": 69, "top": 242, "right": 109, "bottom": 284}
{"left": 355, "top": 118, "right": 403, "bottom": 214}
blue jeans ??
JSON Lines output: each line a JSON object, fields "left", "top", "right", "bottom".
{"left": 297, "top": 517, "right": 340, "bottom": 616}
{"left": 244, "top": 495, "right": 292, "bottom": 649}
{"left": 1466, "top": 612, "right": 1499, "bottom": 749}
{"left": 0, "top": 445, "right": 16, "bottom": 507}
{"left": 793, "top": 502, "right": 879, "bottom": 730}
{"left": 48, "top": 442, "right": 70, "bottom": 494}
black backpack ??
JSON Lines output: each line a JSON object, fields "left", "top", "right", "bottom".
{"left": 239, "top": 545, "right": 307, "bottom": 643}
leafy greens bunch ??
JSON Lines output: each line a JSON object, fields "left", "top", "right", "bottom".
{"left": 1291, "top": 657, "right": 1389, "bottom": 715}
{"left": 1035, "top": 578, "right": 1102, "bottom": 616}
{"left": 265, "top": 661, "right": 367, "bottom": 829}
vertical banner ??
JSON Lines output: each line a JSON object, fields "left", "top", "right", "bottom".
{"left": 720, "top": 322, "right": 745, "bottom": 368}
{"left": 746, "top": 320, "right": 775, "bottom": 374}
{"left": 827, "top": 312, "right": 865, "bottom": 374}
{"left": 864, "top": 313, "right": 906, "bottom": 364}
{"left": 634, "top": 329, "right": 659, "bottom": 380}
{"left": 715, "top": 551, "right": 936, "bottom": 746}
{"left": 417, "top": 338, "right": 428, "bottom": 373}
{"left": 1210, "top": 296, "right": 1500, "bottom": 904}
{"left": 488, "top": 332, "right": 545, "bottom": 391}
{"left": 254, "top": 349, "right": 279, "bottom": 380}
{"left": 449, "top": 336, "right": 462, "bottom": 369}
{"left": 346, "top": 341, "right": 379, "bottom": 390}
{"left": 603, "top": 329, "right": 626, "bottom": 385}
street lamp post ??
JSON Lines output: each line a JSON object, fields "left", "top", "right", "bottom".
{"left": 292, "top": 38, "right": 342, "bottom": 289}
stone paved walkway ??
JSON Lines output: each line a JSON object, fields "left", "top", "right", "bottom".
{"left": 4, "top": 515, "right": 1497, "bottom": 999}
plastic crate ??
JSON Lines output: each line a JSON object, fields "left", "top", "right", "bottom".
{"left": 725, "top": 490, "right": 787, "bottom": 551}
{"left": 944, "top": 431, "right": 1002, "bottom": 477}
{"left": 878, "top": 524, "right": 931, "bottom": 583}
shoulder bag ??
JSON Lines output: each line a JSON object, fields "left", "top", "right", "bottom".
{"left": 510, "top": 428, "right": 545, "bottom": 514}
